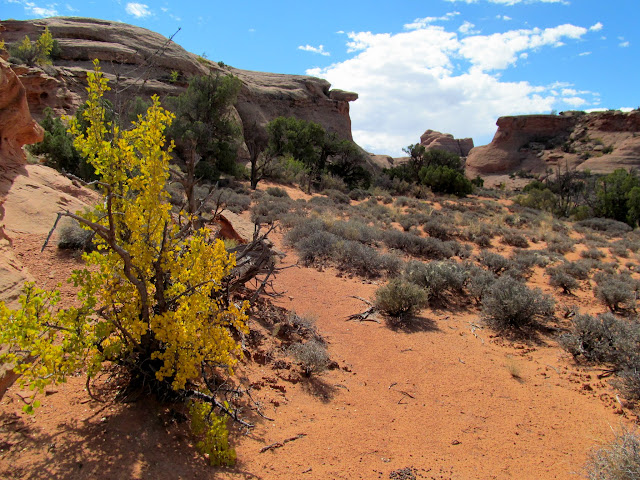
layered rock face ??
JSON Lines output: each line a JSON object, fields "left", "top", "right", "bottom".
{"left": 1, "top": 17, "right": 358, "bottom": 151}
{"left": 420, "top": 129, "right": 474, "bottom": 157}
{"left": 466, "top": 111, "right": 640, "bottom": 177}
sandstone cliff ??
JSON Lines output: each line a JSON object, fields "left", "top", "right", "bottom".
{"left": 466, "top": 111, "right": 640, "bottom": 178}
{"left": 1, "top": 18, "right": 358, "bottom": 155}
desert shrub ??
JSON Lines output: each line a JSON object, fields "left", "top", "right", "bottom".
{"left": 9, "top": 27, "right": 57, "bottom": 66}
{"left": 394, "top": 196, "right": 417, "bottom": 208}
{"left": 478, "top": 251, "right": 511, "bottom": 275}
{"left": 501, "top": 231, "right": 530, "bottom": 248}
{"left": 545, "top": 233, "right": 575, "bottom": 254}
{"left": 208, "top": 187, "right": 251, "bottom": 214}
{"left": 333, "top": 240, "right": 387, "bottom": 278}
{"left": 404, "top": 260, "right": 468, "bottom": 304}
{"left": 289, "top": 340, "right": 329, "bottom": 376}
{"left": 397, "top": 213, "right": 420, "bottom": 232}
{"left": 548, "top": 267, "right": 579, "bottom": 294}
{"left": 466, "top": 265, "right": 497, "bottom": 304}
{"left": 577, "top": 217, "right": 633, "bottom": 237}
{"left": 482, "top": 276, "right": 555, "bottom": 331}
{"left": 330, "top": 220, "right": 380, "bottom": 245}
{"left": 618, "top": 356, "right": 640, "bottom": 401}
{"left": 381, "top": 230, "right": 455, "bottom": 259}
{"left": 581, "top": 247, "right": 606, "bottom": 259}
{"left": 585, "top": 429, "right": 640, "bottom": 480}
{"left": 594, "top": 273, "right": 638, "bottom": 312}
{"left": 423, "top": 217, "right": 453, "bottom": 240}
{"left": 322, "top": 188, "right": 351, "bottom": 204}
{"left": 559, "top": 313, "right": 639, "bottom": 365}
{"left": 610, "top": 241, "right": 630, "bottom": 258}
{"left": 374, "top": 278, "right": 428, "bottom": 320}
{"left": 57, "top": 218, "right": 94, "bottom": 251}
{"left": 295, "top": 231, "right": 340, "bottom": 265}
{"left": 250, "top": 196, "right": 293, "bottom": 224}
{"left": 562, "top": 260, "right": 593, "bottom": 280}
{"left": 471, "top": 233, "right": 492, "bottom": 248}
{"left": 512, "top": 249, "right": 551, "bottom": 269}
{"left": 265, "top": 186, "right": 289, "bottom": 198}
{"left": 349, "top": 188, "right": 371, "bottom": 201}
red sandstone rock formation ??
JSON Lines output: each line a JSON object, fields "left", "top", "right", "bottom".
{"left": 1, "top": 18, "right": 358, "bottom": 152}
{"left": 466, "top": 111, "right": 640, "bottom": 177}
{"left": 420, "top": 129, "right": 474, "bottom": 157}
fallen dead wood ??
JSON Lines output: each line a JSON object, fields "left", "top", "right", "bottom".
{"left": 259, "top": 433, "right": 306, "bottom": 453}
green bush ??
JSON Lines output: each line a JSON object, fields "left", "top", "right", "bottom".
{"left": 482, "top": 276, "right": 555, "bottom": 331}
{"left": 374, "top": 278, "right": 428, "bottom": 320}
{"left": 419, "top": 165, "right": 473, "bottom": 197}
{"left": 265, "top": 186, "right": 290, "bottom": 198}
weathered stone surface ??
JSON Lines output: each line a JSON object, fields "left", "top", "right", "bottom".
{"left": 466, "top": 111, "right": 640, "bottom": 177}
{"left": 419, "top": 129, "right": 474, "bottom": 157}
{"left": 0, "top": 58, "right": 44, "bottom": 164}
{"left": 2, "top": 18, "right": 358, "bottom": 153}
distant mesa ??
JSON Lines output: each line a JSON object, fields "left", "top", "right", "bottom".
{"left": 466, "top": 110, "right": 640, "bottom": 178}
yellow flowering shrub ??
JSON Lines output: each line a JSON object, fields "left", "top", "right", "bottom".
{"left": 0, "top": 60, "right": 248, "bottom": 462}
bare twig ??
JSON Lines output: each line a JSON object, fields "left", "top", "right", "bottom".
{"left": 259, "top": 433, "right": 306, "bottom": 453}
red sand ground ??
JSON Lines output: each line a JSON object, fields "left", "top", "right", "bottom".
{"left": 0, "top": 183, "right": 636, "bottom": 479}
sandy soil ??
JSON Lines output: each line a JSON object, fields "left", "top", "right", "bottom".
{"left": 0, "top": 185, "right": 637, "bottom": 480}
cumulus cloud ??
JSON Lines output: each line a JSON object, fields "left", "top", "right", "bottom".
{"left": 404, "top": 12, "right": 460, "bottom": 30}
{"left": 12, "top": 1, "right": 59, "bottom": 16}
{"left": 459, "top": 21, "right": 480, "bottom": 35}
{"left": 307, "top": 22, "right": 598, "bottom": 155}
{"left": 298, "top": 44, "right": 330, "bottom": 56}
{"left": 589, "top": 22, "right": 603, "bottom": 31}
{"left": 125, "top": 2, "right": 151, "bottom": 18}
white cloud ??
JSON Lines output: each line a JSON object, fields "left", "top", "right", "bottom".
{"left": 459, "top": 21, "right": 480, "bottom": 35}
{"left": 298, "top": 44, "right": 330, "bottom": 56}
{"left": 619, "top": 41, "right": 630, "bottom": 48}
{"left": 125, "top": 2, "right": 151, "bottom": 18}
{"left": 19, "top": 1, "right": 59, "bottom": 16}
{"left": 589, "top": 22, "right": 603, "bottom": 32}
{"left": 497, "top": 15, "right": 512, "bottom": 21}
{"left": 562, "top": 96, "right": 587, "bottom": 107}
{"left": 457, "top": 24, "right": 587, "bottom": 71}
{"left": 404, "top": 12, "right": 460, "bottom": 30}
{"left": 307, "top": 22, "right": 597, "bottom": 155}
{"left": 578, "top": 51, "right": 591, "bottom": 56}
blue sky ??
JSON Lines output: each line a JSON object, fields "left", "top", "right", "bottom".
{"left": 3, "top": 0, "right": 639, "bottom": 155}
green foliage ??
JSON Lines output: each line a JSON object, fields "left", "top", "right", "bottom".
{"left": 28, "top": 107, "right": 95, "bottom": 180}
{"left": 9, "top": 27, "right": 56, "bottom": 66}
{"left": 266, "top": 116, "right": 367, "bottom": 192}
{"left": 419, "top": 165, "right": 473, "bottom": 197}
{"left": 189, "top": 401, "right": 236, "bottom": 466}
{"left": 167, "top": 73, "right": 243, "bottom": 179}
{"left": 596, "top": 169, "right": 640, "bottom": 226}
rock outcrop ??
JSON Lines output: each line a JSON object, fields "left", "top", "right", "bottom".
{"left": 466, "top": 111, "right": 640, "bottom": 177}
{"left": 0, "top": 56, "right": 43, "bottom": 307}
{"left": 420, "top": 129, "right": 474, "bottom": 157}
{"left": 1, "top": 18, "right": 358, "bottom": 154}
